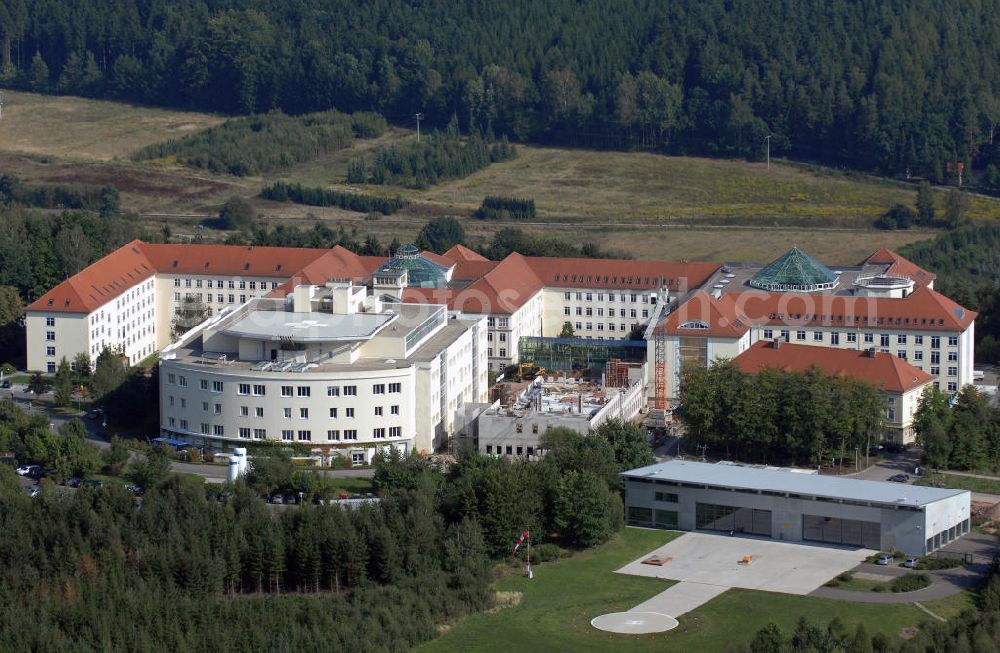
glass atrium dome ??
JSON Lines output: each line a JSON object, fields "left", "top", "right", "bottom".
{"left": 749, "top": 246, "right": 839, "bottom": 292}
{"left": 375, "top": 244, "right": 450, "bottom": 288}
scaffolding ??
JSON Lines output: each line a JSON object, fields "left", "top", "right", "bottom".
{"left": 517, "top": 337, "right": 646, "bottom": 376}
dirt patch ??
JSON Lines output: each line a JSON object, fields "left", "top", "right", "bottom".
{"left": 898, "top": 626, "right": 920, "bottom": 640}
{"left": 486, "top": 590, "right": 523, "bottom": 614}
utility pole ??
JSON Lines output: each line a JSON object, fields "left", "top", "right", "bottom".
{"left": 0, "top": 91, "right": 5, "bottom": 121}
{"left": 763, "top": 134, "right": 771, "bottom": 170}
{"left": 415, "top": 112, "right": 423, "bottom": 143}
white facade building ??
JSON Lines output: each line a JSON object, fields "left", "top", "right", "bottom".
{"left": 158, "top": 282, "right": 487, "bottom": 461}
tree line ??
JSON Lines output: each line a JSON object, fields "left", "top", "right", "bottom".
{"left": 914, "top": 385, "right": 1000, "bottom": 471}
{"left": 133, "top": 110, "right": 386, "bottom": 176}
{"left": 900, "top": 223, "right": 1000, "bottom": 365}
{"left": 259, "top": 181, "right": 408, "bottom": 215}
{"left": 351, "top": 128, "right": 516, "bottom": 188}
{"left": 0, "top": 173, "right": 120, "bottom": 217}
{"left": 476, "top": 196, "right": 537, "bottom": 221}
{"left": 5, "top": 1, "right": 1000, "bottom": 178}
{"left": 679, "top": 360, "right": 886, "bottom": 467}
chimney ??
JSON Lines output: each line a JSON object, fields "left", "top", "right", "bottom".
{"left": 771, "top": 338, "right": 780, "bottom": 349}
{"left": 865, "top": 348, "right": 877, "bottom": 358}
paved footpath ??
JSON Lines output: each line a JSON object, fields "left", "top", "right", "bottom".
{"left": 630, "top": 582, "right": 729, "bottom": 617}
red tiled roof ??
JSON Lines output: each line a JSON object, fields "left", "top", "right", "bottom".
{"left": 450, "top": 259, "right": 499, "bottom": 282}
{"left": 421, "top": 250, "right": 457, "bottom": 270}
{"left": 734, "top": 340, "right": 934, "bottom": 393}
{"left": 27, "top": 240, "right": 156, "bottom": 313}
{"left": 442, "top": 244, "right": 489, "bottom": 263}
{"left": 524, "top": 256, "right": 719, "bottom": 292}
{"left": 267, "top": 247, "right": 384, "bottom": 297}
{"left": 654, "top": 291, "right": 749, "bottom": 337}
{"left": 863, "top": 248, "right": 935, "bottom": 287}
{"left": 402, "top": 252, "right": 544, "bottom": 314}
{"left": 139, "top": 242, "right": 331, "bottom": 277}
{"left": 728, "top": 286, "right": 975, "bottom": 332}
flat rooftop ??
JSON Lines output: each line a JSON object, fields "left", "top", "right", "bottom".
{"left": 225, "top": 310, "right": 394, "bottom": 342}
{"left": 703, "top": 263, "right": 891, "bottom": 296}
{"left": 623, "top": 460, "right": 968, "bottom": 508}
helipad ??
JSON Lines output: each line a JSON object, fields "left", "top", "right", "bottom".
{"left": 591, "top": 611, "right": 679, "bottom": 634}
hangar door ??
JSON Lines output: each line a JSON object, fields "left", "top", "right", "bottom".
{"left": 802, "top": 514, "right": 880, "bottom": 549}
{"left": 695, "top": 503, "right": 772, "bottom": 536}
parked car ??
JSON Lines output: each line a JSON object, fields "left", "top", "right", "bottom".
{"left": 80, "top": 479, "right": 104, "bottom": 489}
{"left": 65, "top": 477, "right": 83, "bottom": 488}
{"left": 1, "top": 380, "right": 11, "bottom": 388}
{"left": 269, "top": 494, "right": 284, "bottom": 504}
{"left": 87, "top": 408, "right": 104, "bottom": 420}
{"left": 27, "top": 466, "right": 46, "bottom": 480}
{"left": 875, "top": 554, "right": 894, "bottom": 565}
{"left": 887, "top": 474, "right": 910, "bottom": 483}
{"left": 124, "top": 483, "right": 144, "bottom": 496}
{"left": 16, "top": 464, "right": 39, "bottom": 476}
{"left": 902, "top": 557, "right": 919, "bottom": 568}
{"left": 28, "top": 486, "right": 41, "bottom": 498}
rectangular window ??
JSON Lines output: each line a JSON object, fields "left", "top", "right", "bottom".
{"left": 327, "top": 385, "right": 340, "bottom": 396}
{"left": 351, "top": 453, "right": 365, "bottom": 465}
{"left": 813, "top": 331, "right": 823, "bottom": 342}
{"left": 45, "top": 317, "right": 55, "bottom": 327}
{"left": 880, "top": 334, "right": 890, "bottom": 347}
{"left": 375, "top": 406, "right": 383, "bottom": 416}
{"left": 297, "top": 430, "right": 311, "bottom": 441}
{"left": 948, "top": 367, "right": 957, "bottom": 376}
{"left": 281, "top": 430, "right": 293, "bottom": 441}
{"left": 200, "top": 379, "right": 209, "bottom": 390}
{"left": 283, "top": 407, "right": 292, "bottom": 419}
{"left": 914, "top": 351, "right": 923, "bottom": 361}
{"left": 762, "top": 329, "right": 773, "bottom": 339}
{"left": 297, "top": 386, "right": 310, "bottom": 397}
{"left": 327, "top": 430, "right": 340, "bottom": 441}
{"left": 214, "top": 403, "right": 222, "bottom": 415}
{"left": 200, "top": 423, "right": 209, "bottom": 434}
{"left": 239, "top": 428, "right": 251, "bottom": 439}
{"left": 931, "top": 352, "right": 940, "bottom": 365}
{"left": 343, "top": 385, "right": 357, "bottom": 396}
{"left": 915, "top": 335, "right": 924, "bottom": 345}
{"left": 253, "top": 429, "right": 266, "bottom": 440}
{"left": 389, "top": 383, "right": 401, "bottom": 393}
{"left": 343, "top": 430, "right": 358, "bottom": 440}
{"left": 948, "top": 336, "right": 958, "bottom": 347}
{"left": 252, "top": 384, "right": 265, "bottom": 396}
{"left": 931, "top": 336, "right": 940, "bottom": 349}
{"left": 796, "top": 330, "right": 806, "bottom": 341}
{"left": 255, "top": 407, "right": 264, "bottom": 418}
{"left": 373, "top": 384, "right": 386, "bottom": 394}
{"left": 46, "top": 346, "right": 55, "bottom": 356}
{"left": 373, "top": 428, "right": 386, "bottom": 439}
{"left": 864, "top": 333, "right": 874, "bottom": 344}
{"left": 345, "top": 408, "right": 355, "bottom": 418}
{"left": 329, "top": 407, "right": 338, "bottom": 418}
{"left": 847, "top": 332, "right": 857, "bottom": 343}
{"left": 46, "top": 331, "right": 55, "bottom": 341}
{"left": 212, "top": 425, "right": 224, "bottom": 436}
{"left": 897, "top": 350, "right": 907, "bottom": 360}
{"left": 239, "top": 406, "right": 249, "bottom": 417}
{"left": 780, "top": 329, "right": 789, "bottom": 341}
{"left": 830, "top": 332, "right": 840, "bottom": 345}
{"left": 281, "top": 386, "right": 293, "bottom": 397}
{"left": 201, "top": 401, "right": 209, "bottom": 412}
{"left": 654, "top": 491, "right": 679, "bottom": 503}
{"left": 391, "top": 405, "right": 399, "bottom": 415}
{"left": 564, "top": 307, "right": 571, "bottom": 316}
{"left": 178, "top": 376, "right": 187, "bottom": 387}
{"left": 299, "top": 407, "right": 308, "bottom": 419}
{"left": 947, "top": 382, "right": 957, "bottom": 392}
{"left": 179, "top": 419, "right": 188, "bottom": 430}
{"left": 931, "top": 366, "right": 940, "bottom": 375}
{"left": 897, "top": 334, "right": 907, "bottom": 345}
{"left": 238, "top": 383, "right": 250, "bottom": 395}
{"left": 389, "top": 426, "right": 401, "bottom": 438}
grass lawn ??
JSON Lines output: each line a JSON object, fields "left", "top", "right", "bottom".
{"left": 419, "top": 527, "right": 940, "bottom": 653}
{"left": 328, "top": 477, "right": 374, "bottom": 495}
{"left": 916, "top": 473, "right": 1000, "bottom": 496}
{"left": 828, "top": 575, "right": 893, "bottom": 593}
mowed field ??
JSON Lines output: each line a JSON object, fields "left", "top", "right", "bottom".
{"left": 0, "top": 90, "right": 224, "bottom": 160}
{"left": 418, "top": 528, "right": 969, "bottom": 653}
{"left": 0, "top": 89, "right": 995, "bottom": 264}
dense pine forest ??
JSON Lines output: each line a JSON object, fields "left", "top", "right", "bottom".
{"left": 4, "top": 1, "right": 1000, "bottom": 178}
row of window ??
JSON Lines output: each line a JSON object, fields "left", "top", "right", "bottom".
{"left": 174, "top": 278, "right": 281, "bottom": 290}
{"left": 562, "top": 291, "right": 653, "bottom": 304}
{"left": 762, "top": 329, "right": 959, "bottom": 348}
{"left": 485, "top": 444, "right": 538, "bottom": 456}
{"left": 164, "top": 420, "right": 403, "bottom": 442}
{"left": 564, "top": 307, "right": 648, "bottom": 319}
{"left": 167, "top": 397, "right": 400, "bottom": 419}
{"left": 167, "top": 376, "right": 402, "bottom": 397}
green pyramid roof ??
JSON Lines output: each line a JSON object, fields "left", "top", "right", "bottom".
{"left": 749, "top": 246, "right": 839, "bottom": 291}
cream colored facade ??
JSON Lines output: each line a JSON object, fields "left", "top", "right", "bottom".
{"left": 486, "top": 289, "right": 543, "bottom": 372}
{"left": 542, "top": 287, "right": 662, "bottom": 341}
{"left": 159, "top": 284, "right": 487, "bottom": 459}
{"left": 27, "top": 277, "right": 157, "bottom": 373}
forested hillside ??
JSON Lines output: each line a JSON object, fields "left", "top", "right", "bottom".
{"left": 4, "top": 1, "right": 1000, "bottom": 178}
